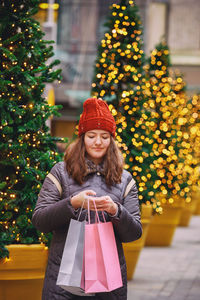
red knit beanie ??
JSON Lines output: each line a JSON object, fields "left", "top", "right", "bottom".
{"left": 78, "top": 98, "right": 116, "bottom": 137}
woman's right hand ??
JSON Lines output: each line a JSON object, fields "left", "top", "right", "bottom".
{"left": 70, "top": 190, "right": 96, "bottom": 209}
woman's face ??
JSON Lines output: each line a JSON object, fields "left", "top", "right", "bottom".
{"left": 84, "top": 129, "right": 111, "bottom": 164}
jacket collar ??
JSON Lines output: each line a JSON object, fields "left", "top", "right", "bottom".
{"left": 85, "top": 158, "right": 105, "bottom": 176}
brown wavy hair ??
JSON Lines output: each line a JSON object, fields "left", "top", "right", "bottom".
{"left": 64, "top": 135, "right": 124, "bottom": 186}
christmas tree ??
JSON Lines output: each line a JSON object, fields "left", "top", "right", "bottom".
{"left": 0, "top": 0, "right": 65, "bottom": 258}
{"left": 92, "top": 0, "right": 160, "bottom": 212}
{"left": 170, "top": 72, "right": 200, "bottom": 194}
{"left": 189, "top": 94, "right": 200, "bottom": 191}
{"left": 91, "top": 0, "right": 145, "bottom": 111}
{"left": 189, "top": 94, "right": 200, "bottom": 164}
{"left": 146, "top": 41, "right": 195, "bottom": 205}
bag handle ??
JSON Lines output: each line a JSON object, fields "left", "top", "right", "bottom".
{"left": 87, "top": 198, "right": 101, "bottom": 224}
{"left": 87, "top": 198, "right": 107, "bottom": 224}
{"left": 77, "top": 198, "right": 86, "bottom": 221}
{"left": 94, "top": 208, "right": 106, "bottom": 223}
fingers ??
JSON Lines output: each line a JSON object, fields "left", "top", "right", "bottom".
{"left": 71, "top": 190, "right": 96, "bottom": 209}
{"left": 84, "top": 190, "right": 96, "bottom": 197}
{"left": 85, "top": 196, "right": 112, "bottom": 211}
{"left": 81, "top": 194, "right": 114, "bottom": 212}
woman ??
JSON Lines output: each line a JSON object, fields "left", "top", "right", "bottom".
{"left": 32, "top": 98, "right": 142, "bottom": 300}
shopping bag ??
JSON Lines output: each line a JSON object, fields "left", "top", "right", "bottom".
{"left": 83, "top": 201, "right": 123, "bottom": 293}
{"left": 56, "top": 210, "right": 94, "bottom": 296}
{"left": 56, "top": 218, "right": 86, "bottom": 296}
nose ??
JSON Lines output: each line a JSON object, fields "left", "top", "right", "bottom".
{"left": 94, "top": 135, "right": 101, "bottom": 145}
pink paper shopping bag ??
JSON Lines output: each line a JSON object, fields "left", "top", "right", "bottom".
{"left": 83, "top": 201, "right": 123, "bottom": 293}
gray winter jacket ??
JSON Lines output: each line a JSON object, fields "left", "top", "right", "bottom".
{"left": 32, "top": 161, "right": 142, "bottom": 300}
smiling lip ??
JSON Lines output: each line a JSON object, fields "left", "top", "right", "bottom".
{"left": 93, "top": 148, "right": 103, "bottom": 150}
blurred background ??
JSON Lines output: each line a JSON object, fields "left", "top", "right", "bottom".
{"left": 35, "top": 0, "right": 200, "bottom": 141}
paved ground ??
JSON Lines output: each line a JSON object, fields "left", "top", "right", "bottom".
{"left": 127, "top": 216, "right": 200, "bottom": 300}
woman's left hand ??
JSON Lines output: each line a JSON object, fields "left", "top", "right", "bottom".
{"left": 87, "top": 195, "right": 118, "bottom": 216}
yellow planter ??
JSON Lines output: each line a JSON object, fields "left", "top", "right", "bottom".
{"left": 179, "top": 198, "right": 197, "bottom": 227}
{"left": 0, "top": 244, "right": 48, "bottom": 300}
{"left": 145, "top": 202, "right": 182, "bottom": 247}
{"left": 193, "top": 187, "right": 200, "bottom": 215}
{"left": 123, "top": 204, "right": 152, "bottom": 280}
{"left": 194, "top": 199, "right": 200, "bottom": 215}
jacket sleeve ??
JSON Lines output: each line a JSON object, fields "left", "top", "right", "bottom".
{"left": 110, "top": 178, "right": 142, "bottom": 243}
{"left": 32, "top": 163, "right": 76, "bottom": 233}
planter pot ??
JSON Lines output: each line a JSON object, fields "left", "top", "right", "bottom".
{"left": 0, "top": 244, "right": 48, "bottom": 300}
{"left": 145, "top": 201, "right": 183, "bottom": 247}
{"left": 194, "top": 199, "right": 200, "bottom": 215}
{"left": 193, "top": 187, "right": 200, "bottom": 215}
{"left": 179, "top": 198, "right": 197, "bottom": 227}
{"left": 123, "top": 204, "right": 152, "bottom": 280}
